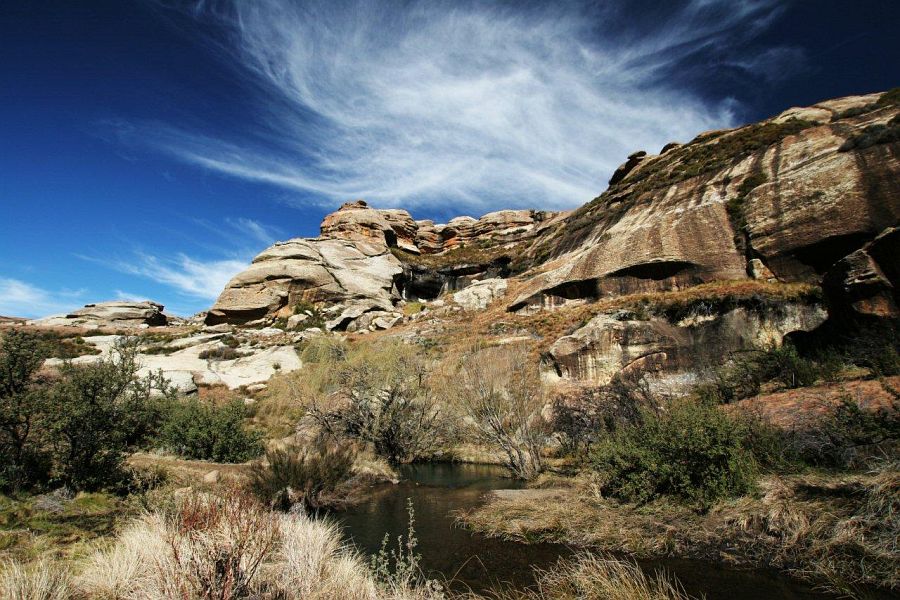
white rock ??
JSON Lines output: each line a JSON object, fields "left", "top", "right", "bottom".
{"left": 453, "top": 278, "right": 509, "bottom": 311}
{"left": 286, "top": 314, "right": 309, "bottom": 329}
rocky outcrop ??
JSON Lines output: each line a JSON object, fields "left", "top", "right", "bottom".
{"left": 206, "top": 236, "right": 402, "bottom": 329}
{"left": 452, "top": 278, "right": 508, "bottom": 311}
{"left": 510, "top": 91, "right": 900, "bottom": 311}
{"left": 30, "top": 301, "right": 168, "bottom": 328}
{"left": 208, "top": 201, "right": 560, "bottom": 327}
{"left": 546, "top": 303, "right": 827, "bottom": 389}
{"left": 320, "top": 200, "right": 397, "bottom": 246}
{"left": 823, "top": 226, "right": 899, "bottom": 319}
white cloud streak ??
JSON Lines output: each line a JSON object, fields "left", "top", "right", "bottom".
{"left": 0, "top": 278, "right": 85, "bottom": 318}
{"left": 85, "top": 253, "right": 248, "bottom": 301}
{"left": 125, "top": 0, "right": 798, "bottom": 212}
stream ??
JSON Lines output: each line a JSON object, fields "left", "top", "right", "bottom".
{"left": 335, "top": 463, "right": 838, "bottom": 598}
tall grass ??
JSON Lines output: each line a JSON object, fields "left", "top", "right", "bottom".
{"left": 0, "top": 558, "right": 71, "bottom": 600}
{"left": 494, "top": 553, "right": 693, "bottom": 600}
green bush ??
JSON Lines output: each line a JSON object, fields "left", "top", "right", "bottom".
{"left": 157, "top": 398, "right": 263, "bottom": 462}
{"left": 247, "top": 440, "right": 355, "bottom": 511}
{"left": 792, "top": 396, "right": 900, "bottom": 468}
{"left": 591, "top": 401, "right": 757, "bottom": 508}
{"left": 698, "top": 343, "right": 842, "bottom": 404}
{"left": 1, "top": 332, "right": 173, "bottom": 492}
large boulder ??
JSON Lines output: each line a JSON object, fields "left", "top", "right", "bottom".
{"left": 30, "top": 301, "right": 167, "bottom": 328}
{"left": 207, "top": 236, "right": 402, "bottom": 329}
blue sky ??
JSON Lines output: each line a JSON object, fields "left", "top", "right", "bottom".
{"left": 1, "top": 0, "right": 898, "bottom": 317}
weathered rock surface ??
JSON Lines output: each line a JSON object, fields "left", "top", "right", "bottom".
{"left": 206, "top": 235, "right": 402, "bottom": 329}
{"left": 510, "top": 91, "right": 900, "bottom": 310}
{"left": 547, "top": 303, "right": 828, "bottom": 387}
{"left": 453, "top": 278, "right": 508, "bottom": 311}
{"left": 208, "top": 200, "right": 560, "bottom": 327}
{"left": 823, "top": 226, "right": 899, "bottom": 318}
{"left": 30, "top": 301, "right": 168, "bottom": 328}
{"left": 45, "top": 332, "right": 302, "bottom": 391}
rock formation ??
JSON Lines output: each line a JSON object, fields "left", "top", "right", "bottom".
{"left": 508, "top": 91, "right": 900, "bottom": 311}
{"left": 206, "top": 90, "right": 898, "bottom": 358}
{"left": 208, "top": 201, "right": 560, "bottom": 329}
{"left": 30, "top": 301, "right": 168, "bottom": 328}
{"left": 546, "top": 302, "right": 827, "bottom": 391}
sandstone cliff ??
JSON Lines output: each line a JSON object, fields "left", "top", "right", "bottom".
{"left": 207, "top": 90, "right": 899, "bottom": 345}
{"left": 509, "top": 90, "right": 900, "bottom": 311}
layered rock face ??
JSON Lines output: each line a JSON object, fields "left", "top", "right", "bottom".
{"left": 207, "top": 201, "right": 553, "bottom": 328}
{"left": 30, "top": 301, "right": 168, "bottom": 328}
{"left": 547, "top": 302, "right": 828, "bottom": 391}
{"left": 208, "top": 91, "right": 898, "bottom": 336}
{"left": 509, "top": 91, "right": 900, "bottom": 311}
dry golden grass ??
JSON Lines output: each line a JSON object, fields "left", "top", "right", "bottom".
{"left": 460, "top": 465, "right": 900, "bottom": 596}
{"left": 74, "top": 490, "right": 440, "bottom": 600}
{"left": 490, "top": 553, "right": 694, "bottom": 600}
{"left": 0, "top": 558, "right": 71, "bottom": 600}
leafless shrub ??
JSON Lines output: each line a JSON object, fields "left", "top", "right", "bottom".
{"left": 161, "top": 491, "right": 279, "bottom": 599}
{"left": 303, "top": 338, "right": 449, "bottom": 463}
{"left": 455, "top": 344, "right": 549, "bottom": 479}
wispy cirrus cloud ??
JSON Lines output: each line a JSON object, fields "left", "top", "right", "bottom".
{"left": 112, "top": 0, "right": 801, "bottom": 213}
{"left": 84, "top": 252, "right": 247, "bottom": 301}
{"left": 0, "top": 277, "right": 85, "bottom": 318}
{"left": 77, "top": 217, "right": 280, "bottom": 303}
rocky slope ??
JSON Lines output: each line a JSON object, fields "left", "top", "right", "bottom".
{"left": 509, "top": 91, "right": 900, "bottom": 311}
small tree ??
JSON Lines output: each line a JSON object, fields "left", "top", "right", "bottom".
{"left": 0, "top": 329, "right": 51, "bottom": 490}
{"left": 456, "top": 344, "right": 548, "bottom": 479}
{"left": 48, "top": 338, "right": 174, "bottom": 490}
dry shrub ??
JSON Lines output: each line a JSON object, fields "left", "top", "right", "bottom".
{"left": 77, "top": 489, "right": 435, "bottom": 600}
{"left": 0, "top": 558, "right": 71, "bottom": 600}
{"left": 498, "top": 553, "right": 692, "bottom": 600}
{"left": 455, "top": 344, "right": 549, "bottom": 479}
{"left": 248, "top": 440, "right": 357, "bottom": 512}
{"left": 162, "top": 492, "right": 279, "bottom": 598}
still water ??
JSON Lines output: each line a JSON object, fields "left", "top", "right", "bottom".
{"left": 336, "top": 463, "right": 836, "bottom": 598}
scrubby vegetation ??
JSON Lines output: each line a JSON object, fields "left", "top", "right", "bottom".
{"left": 839, "top": 114, "right": 900, "bottom": 152}
{"left": 455, "top": 344, "right": 549, "bottom": 479}
{"left": 293, "top": 300, "right": 327, "bottom": 329}
{"left": 198, "top": 345, "right": 249, "bottom": 360}
{"left": 1, "top": 329, "right": 265, "bottom": 495}
{"left": 299, "top": 338, "right": 450, "bottom": 464}
{"left": 156, "top": 397, "right": 263, "bottom": 463}
{"left": 591, "top": 400, "right": 757, "bottom": 508}
{"left": 0, "top": 331, "right": 174, "bottom": 492}
{"left": 248, "top": 440, "right": 356, "bottom": 512}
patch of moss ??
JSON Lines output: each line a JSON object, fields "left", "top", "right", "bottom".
{"left": 0, "top": 492, "right": 128, "bottom": 560}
